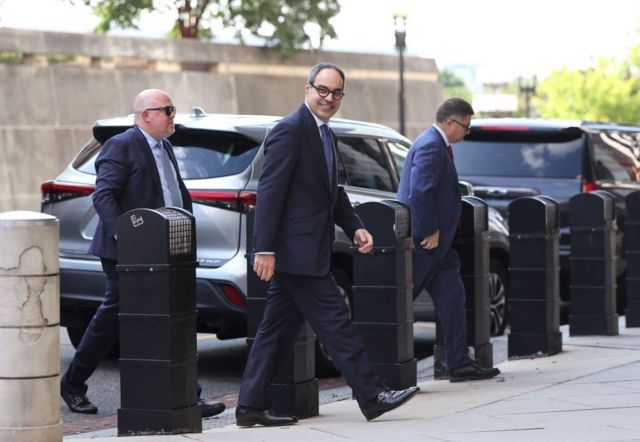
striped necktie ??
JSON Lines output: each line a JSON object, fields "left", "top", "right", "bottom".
{"left": 155, "top": 141, "right": 183, "bottom": 208}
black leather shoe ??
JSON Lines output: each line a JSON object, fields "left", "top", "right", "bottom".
{"left": 235, "top": 406, "right": 297, "bottom": 427}
{"left": 361, "top": 386, "right": 420, "bottom": 421}
{"left": 61, "top": 388, "right": 98, "bottom": 414}
{"left": 198, "top": 398, "right": 226, "bottom": 418}
{"left": 449, "top": 362, "right": 500, "bottom": 382}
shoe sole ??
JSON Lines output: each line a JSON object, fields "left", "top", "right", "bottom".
{"left": 236, "top": 418, "right": 298, "bottom": 427}
{"left": 449, "top": 373, "right": 500, "bottom": 383}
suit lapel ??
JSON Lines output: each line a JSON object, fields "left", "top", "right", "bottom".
{"left": 300, "top": 105, "right": 332, "bottom": 195}
{"left": 133, "top": 126, "right": 163, "bottom": 191}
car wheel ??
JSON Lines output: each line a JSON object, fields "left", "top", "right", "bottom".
{"left": 66, "top": 324, "right": 120, "bottom": 359}
{"left": 489, "top": 258, "right": 508, "bottom": 336}
{"left": 314, "top": 268, "right": 352, "bottom": 378}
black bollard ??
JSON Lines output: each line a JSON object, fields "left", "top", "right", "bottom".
{"left": 245, "top": 209, "right": 318, "bottom": 418}
{"left": 569, "top": 191, "right": 619, "bottom": 335}
{"left": 353, "top": 200, "right": 416, "bottom": 390}
{"left": 624, "top": 191, "right": 640, "bottom": 327}
{"left": 508, "top": 196, "right": 562, "bottom": 357}
{"left": 116, "top": 207, "right": 201, "bottom": 436}
{"left": 454, "top": 196, "right": 493, "bottom": 369}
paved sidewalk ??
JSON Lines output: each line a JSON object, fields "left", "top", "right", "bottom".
{"left": 67, "top": 319, "right": 640, "bottom": 441}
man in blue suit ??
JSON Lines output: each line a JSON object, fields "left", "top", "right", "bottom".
{"left": 236, "top": 63, "right": 419, "bottom": 427}
{"left": 60, "top": 89, "right": 224, "bottom": 418}
{"left": 397, "top": 98, "right": 500, "bottom": 382}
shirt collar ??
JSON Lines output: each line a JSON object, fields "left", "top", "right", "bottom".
{"left": 304, "top": 102, "right": 329, "bottom": 129}
{"left": 137, "top": 126, "right": 161, "bottom": 149}
{"left": 432, "top": 123, "right": 450, "bottom": 146}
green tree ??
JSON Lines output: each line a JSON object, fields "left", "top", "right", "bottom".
{"left": 439, "top": 68, "right": 472, "bottom": 102}
{"left": 71, "top": 0, "right": 340, "bottom": 56}
{"left": 534, "top": 57, "right": 640, "bottom": 124}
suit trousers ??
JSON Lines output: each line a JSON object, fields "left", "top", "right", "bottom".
{"left": 62, "top": 258, "right": 119, "bottom": 394}
{"left": 413, "top": 248, "right": 472, "bottom": 371}
{"left": 238, "top": 272, "right": 385, "bottom": 410}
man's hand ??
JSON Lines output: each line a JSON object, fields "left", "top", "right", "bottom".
{"left": 420, "top": 230, "right": 440, "bottom": 250}
{"left": 253, "top": 254, "right": 275, "bottom": 282}
{"left": 354, "top": 228, "right": 374, "bottom": 254}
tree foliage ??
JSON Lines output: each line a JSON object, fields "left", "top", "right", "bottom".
{"left": 71, "top": 0, "right": 340, "bottom": 56}
{"left": 439, "top": 68, "right": 472, "bottom": 102}
{"left": 534, "top": 56, "right": 640, "bottom": 125}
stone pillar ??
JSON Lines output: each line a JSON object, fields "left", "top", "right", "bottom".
{"left": 0, "top": 211, "right": 61, "bottom": 442}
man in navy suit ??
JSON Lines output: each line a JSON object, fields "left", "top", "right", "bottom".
{"left": 60, "top": 89, "right": 224, "bottom": 418}
{"left": 397, "top": 98, "right": 500, "bottom": 382}
{"left": 236, "top": 63, "right": 419, "bottom": 427}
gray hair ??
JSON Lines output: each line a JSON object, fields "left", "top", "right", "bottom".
{"left": 435, "top": 98, "right": 474, "bottom": 122}
{"left": 307, "top": 63, "right": 346, "bottom": 86}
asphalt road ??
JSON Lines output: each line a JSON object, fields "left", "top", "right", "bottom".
{"left": 60, "top": 323, "right": 436, "bottom": 434}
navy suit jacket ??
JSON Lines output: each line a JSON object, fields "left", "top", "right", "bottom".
{"left": 253, "top": 104, "right": 363, "bottom": 277}
{"left": 397, "top": 126, "right": 461, "bottom": 258}
{"left": 88, "top": 126, "right": 192, "bottom": 260}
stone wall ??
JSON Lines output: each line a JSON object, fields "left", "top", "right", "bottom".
{"left": 0, "top": 28, "right": 442, "bottom": 211}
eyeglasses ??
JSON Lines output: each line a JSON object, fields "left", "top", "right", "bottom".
{"left": 310, "top": 83, "right": 345, "bottom": 100}
{"left": 450, "top": 118, "right": 471, "bottom": 133}
{"left": 145, "top": 105, "right": 176, "bottom": 117}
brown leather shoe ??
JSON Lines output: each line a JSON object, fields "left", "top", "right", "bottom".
{"left": 361, "top": 386, "right": 420, "bottom": 421}
{"left": 449, "top": 362, "right": 500, "bottom": 382}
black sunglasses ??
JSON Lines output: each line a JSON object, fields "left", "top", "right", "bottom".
{"left": 310, "top": 83, "right": 345, "bottom": 100}
{"left": 145, "top": 105, "right": 176, "bottom": 117}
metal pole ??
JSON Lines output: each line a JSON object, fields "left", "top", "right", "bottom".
{"left": 394, "top": 13, "right": 407, "bottom": 136}
{"left": 399, "top": 44, "right": 406, "bottom": 136}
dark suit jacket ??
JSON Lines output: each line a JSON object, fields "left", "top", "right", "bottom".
{"left": 253, "top": 104, "right": 363, "bottom": 276}
{"left": 88, "top": 126, "right": 192, "bottom": 260}
{"left": 397, "top": 126, "right": 461, "bottom": 258}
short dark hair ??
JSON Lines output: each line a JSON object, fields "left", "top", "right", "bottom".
{"left": 435, "top": 98, "right": 474, "bottom": 123}
{"left": 307, "top": 62, "right": 346, "bottom": 87}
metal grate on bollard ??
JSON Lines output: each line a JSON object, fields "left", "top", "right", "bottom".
{"left": 116, "top": 207, "right": 201, "bottom": 436}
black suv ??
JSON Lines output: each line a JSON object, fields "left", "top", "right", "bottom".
{"left": 42, "top": 110, "right": 510, "bottom": 374}
{"left": 455, "top": 118, "right": 640, "bottom": 309}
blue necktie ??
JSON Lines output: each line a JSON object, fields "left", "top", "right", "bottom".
{"left": 155, "top": 141, "right": 183, "bottom": 208}
{"left": 320, "top": 124, "right": 334, "bottom": 183}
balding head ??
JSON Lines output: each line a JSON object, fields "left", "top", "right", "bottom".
{"left": 132, "top": 89, "right": 176, "bottom": 140}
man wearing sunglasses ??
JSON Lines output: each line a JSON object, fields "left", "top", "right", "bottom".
{"left": 397, "top": 98, "right": 500, "bottom": 382}
{"left": 236, "top": 63, "right": 419, "bottom": 427}
{"left": 60, "top": 89, "right": 225, "bottom": 419}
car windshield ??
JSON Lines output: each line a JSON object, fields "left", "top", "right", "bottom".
{"left": 76, "top": 129, "right": 260, "bottom": 179}
{"left": 456, "top": 136, "right": 584, "bottom": 179}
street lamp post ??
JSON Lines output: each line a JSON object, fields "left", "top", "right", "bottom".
{"left": 393, "top": 12, "right": 407, "bottom": 136}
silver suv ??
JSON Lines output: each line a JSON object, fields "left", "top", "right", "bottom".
{"left": 41, "top": 109, "right": 509, "bottom": 375}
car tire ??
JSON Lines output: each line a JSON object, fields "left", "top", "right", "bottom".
{"left": 66, "top": 325, "right": 120, "bottom": 359}
{"left": 489, "top": 258, "right": 508, "bottom": 336}
{"left": 314, "top": 268, "right": 352, "bottom": 378}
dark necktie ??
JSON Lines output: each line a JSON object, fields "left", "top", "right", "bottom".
{"left": 320, "top": 124, "right": 334, "bottom": 183}
{"left": 155, "top": 141, "right": 183, "bottom": 208}
{"left": 447, "top": 144, "right": 454, "bottom": 162}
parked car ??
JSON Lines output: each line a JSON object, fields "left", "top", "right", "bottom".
{"left": 455, "top": 118, "right": 640, "bottom": 312}
{"left": 41, "top": 109, "right": 510, "bottom": 375}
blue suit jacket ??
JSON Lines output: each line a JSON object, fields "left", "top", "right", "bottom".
{"left": 88, "top": 126, "right": 192, "bottom": 260}
{"left": 397, "top": 126, "right": 461, "bottom": 257}
{"left": 253, "top": 104, "right": 363, "bottom": 277}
